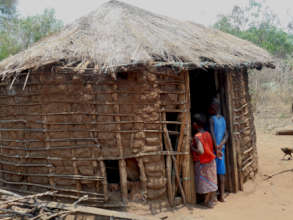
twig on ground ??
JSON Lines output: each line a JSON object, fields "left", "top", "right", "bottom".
{"left": 44, "top": 210, "right": 74, "bottom": 220}
{"left": 264, "top": 168, "right": 293, "bottom": 180}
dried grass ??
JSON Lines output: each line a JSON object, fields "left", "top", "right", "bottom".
{"left": 249, "top": 59, "right": 293, "bottom": 132}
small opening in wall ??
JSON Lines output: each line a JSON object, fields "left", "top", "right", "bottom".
{"left": 104, "top": 160, "right": 120, "bottom": 184}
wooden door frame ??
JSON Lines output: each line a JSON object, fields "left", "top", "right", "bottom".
{"left": 215, "top": 70, "right": 240, "bottom": 193}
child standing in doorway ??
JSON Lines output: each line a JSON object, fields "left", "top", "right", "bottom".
{"left": 191, "top": 113, "right": 218, "bottom": 208}
{"left": 209, "top": 99, "right": 229, "bottom": 202}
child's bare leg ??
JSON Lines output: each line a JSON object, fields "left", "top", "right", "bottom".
{"left": 204, "top": 193, "right": 211, "bottom": 206}
{"left": 218, "top": 175, "right": 225, "bottom": 202}
{"left": 209, "top": 191, "right": 216, "bottom": 207}
{"left": 204, "top": 192, "right": 215, "bottom": 208}
{"left": 210, "top": 191, "right": 217, "bottom": 203}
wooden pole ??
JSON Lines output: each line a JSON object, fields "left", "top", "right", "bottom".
{"left": 92, "top": 87, "right": 101, "bottom": 194}
{"left": 174, "top": 70, "right": 188, "bottom": 196}
{"left": 137, "top": 158, "right": 147, "bottom": 197}
{"left": 163, "top": 126, "right": 186, "bottom": 204}
{"left": 276, "top": 130, "right": 293, "bottom": 135}
{"left": 70, "top": 102, "right": 83, "bottom": 194}
{"left": 40, "top": 106, "right": 56, "bottom": 191}
{"left": 40, "top": 201, "right": 161, "bottom": 220}
{"left": 218, "top": 70, "right": 233, "bottom": 192}
{"left": 182, "top": 70, "right": 195, "bottom": 204}
{"left": 112, "top": 83, "right": 128, "bottom": 203}
{"left": 175, "top": 113, "right": 187, "bottom": 175}
{"left": 99, "top": 161, "right": 108, "bottom": 202}
{"left": 173, "top": 113, "right": 186, "bottom": 197}
{"left": 0, "top": 125, "right": 3, "bottom": 187}
{"left": 226, "top": 72, "right": 239, "bottom": 193}
{"left": 162, "top": 111, "right": 174, "bottom": 206}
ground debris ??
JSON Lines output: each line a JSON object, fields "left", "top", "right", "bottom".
{"left": 263, "top": 168, "right": 293, "bottom": 181}
{"left": 0, "top": 190, "right": 74, "bottom": 220}
{"left": 0, "top": 189, "right": 161, "bottom": 220}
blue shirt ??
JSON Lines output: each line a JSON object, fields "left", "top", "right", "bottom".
{"left": 211, "top": 115, "right": 226, "bottom": 147}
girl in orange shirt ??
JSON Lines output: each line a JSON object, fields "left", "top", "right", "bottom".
{"left": 191, "top": 113, "right": 218, "bottom": 208}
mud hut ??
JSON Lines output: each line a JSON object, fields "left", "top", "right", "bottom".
{"left": 0, "top": 0, "right": 273, "bottom": 206}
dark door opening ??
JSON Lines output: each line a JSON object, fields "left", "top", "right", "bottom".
{"left": 189, "top": 69, "right": 232, "bottom": 202}
{"left": 189, "top": 69, "right": 217, "bottom": 123}
{"left": 105, "top": 160, "right": 120, "bottom": 184}
{"left": 104, "top": 160, "right": 121, "bottom": 201}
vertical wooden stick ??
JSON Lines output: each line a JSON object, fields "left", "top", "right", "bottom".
{"left": 72, "top": 157, "right": 82, "bottom": 193}
{"left": 137, "top": 158, "right": 147, "bottom": 196}
{"left": 175, "top": 113, "right": 187, "bottom": 191}
{"left": 175, "top": 72, "right": 188, "bottom": 196}
{"left": 119, "top": 160, "right": 128, "bottom": 202}
{"left": 99, "top": 160, "right": 108, "bottom": 202}
{"left": 163, "top": 126, "right": 186, "bottom": 204}
{"left": 218, "top": 71, "right": 233, "bottom": 192}
{"left": 0, "top": 122, "right": 3, "bottom": 187}
{"left": 226, "top": 72, "right": 239, "bottom": 193}
{"left": 92, "top": 87, "right": 102, "bottom": 193}
{"left": 92, "top": 160, "right": 100, "bottom": 193}
{"left": 112, "top": 83, "right": 128, "bottom": 203}
{"left": 162, "top": 111, "right": 174, "bottom": 206}
{"left": 41, "top": 114, "right": 55, "bottom": 190}
{"left": 69, "top": 102, "right": 82, "bottom": 194}
{"left": 182, "top": 70, "right": 196, "bottom": 204}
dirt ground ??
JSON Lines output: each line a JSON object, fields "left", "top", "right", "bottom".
{"left": 133, "top": 124, "right": 293, "bottom": 220}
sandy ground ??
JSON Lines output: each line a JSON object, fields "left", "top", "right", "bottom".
{"left": 139, "top": 127, "right": 293, "bottom": 220}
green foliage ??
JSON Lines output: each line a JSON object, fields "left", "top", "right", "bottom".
{"left": 16, "top": 9, "right": 63, "bottom": 48}
{"left": 0, "top": 3, "right": 63, "bottom": 61}
{"left": 213, "top": 0, "right": 293, "bottom": 58}
{"left": 0, "top": 30, "right": 21, "bottom": 60}
{"left": 0, "top": 0, "right": 17, "bottom": 18}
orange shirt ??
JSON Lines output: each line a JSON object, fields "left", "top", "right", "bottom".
{"left": 192, "top": 131, "right": 216, "bottom": 164}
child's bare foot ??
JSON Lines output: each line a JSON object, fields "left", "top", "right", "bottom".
{"left": 199, "top": 201, "right": 214, "bottom": 208}
{"left": 206, "top": 200, "right": 215, "bottom": 208}
{"left": 217, "top": 195, "right": 225, "bottom": 202}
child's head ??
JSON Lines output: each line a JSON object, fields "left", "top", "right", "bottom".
{"left": 192, "top": 113, "right": 206, "bottom": 131}
{"left": 208, "top": 98, "right": 220, "bottom": 115}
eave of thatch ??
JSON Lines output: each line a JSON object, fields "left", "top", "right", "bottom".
{"left": 0, "top": 0, "right": 274, "bottom": 79}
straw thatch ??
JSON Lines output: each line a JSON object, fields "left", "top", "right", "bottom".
{"left": 0, "top": 0, "right": 273, "bottom": 78}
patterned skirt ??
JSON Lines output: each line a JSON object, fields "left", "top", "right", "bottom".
{"left": 194, "top": 160, "right": 218, "bottom": 194}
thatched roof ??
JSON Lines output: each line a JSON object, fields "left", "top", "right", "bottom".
{"left": 0, "top": 0, "right": 273, "bottom": 78}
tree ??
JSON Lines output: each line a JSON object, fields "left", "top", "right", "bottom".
{"left": 0, "top": 0, "right": 19, "bottom": 60}
{"left": 0, "top": 0, "right": 17, "bottom": 18}
{"left": 17, "top": 9, "right": 63, "bottom": 48}
{"left": 0, "top": 7, "right": 63, "bottom": 61}
{"left": 213, "top": 0, "right": 293, "bottom": 58}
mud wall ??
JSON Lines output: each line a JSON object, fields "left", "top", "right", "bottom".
{"left": 0, "top": 66, "right": 190, "bottom": 205}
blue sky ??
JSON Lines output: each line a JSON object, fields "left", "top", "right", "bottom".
{"left": 17, "top": 0, "right": 293, "bottom": 27}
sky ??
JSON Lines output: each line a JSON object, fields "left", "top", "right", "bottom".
{"left": 17, "top": 0, "right": 293, "bottom": 27}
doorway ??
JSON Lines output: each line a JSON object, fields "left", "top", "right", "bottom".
{"left": 188, "top": 69, "right": 233, "bottom": 202}
{"left": 189, "top": 69, "right": 217, "bottom": 123}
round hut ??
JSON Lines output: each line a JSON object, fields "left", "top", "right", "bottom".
{"left": 0, "top": 0, "right": 273, "bottom": 206}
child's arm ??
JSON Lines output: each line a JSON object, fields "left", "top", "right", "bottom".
{"left": 191, "top": 137, "right": 204, "bottom": 155}
{"left": 209, "top": 117, "right": 223, "bottom": 158}
{"left": 218, "top": 118, "right": 229, "bottom": 150}
{"left": 209, "top": 118, "right": 219, "bottom": 154}
{"left": 209, "top": 117, "right": 217, "bottom": 148}
{"left": 218, "top": 129, "right": 229, "bottom": 149}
